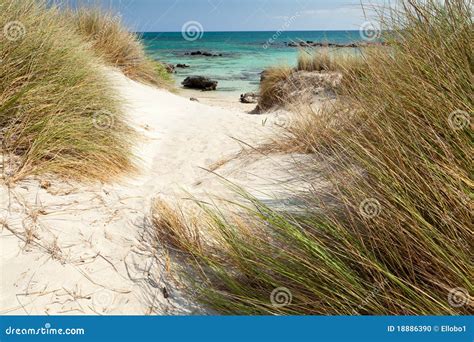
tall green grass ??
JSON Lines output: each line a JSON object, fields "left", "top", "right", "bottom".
{"left": 0, "top": 0, "right": 135, "bottom": 181}
{"left": 154, "top": 0, "right": 473, "bottom": 315}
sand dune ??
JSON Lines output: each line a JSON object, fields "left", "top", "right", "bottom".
{"left": 0, "top": 70, "right": 302, "bottom": 315}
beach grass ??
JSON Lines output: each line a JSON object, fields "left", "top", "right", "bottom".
{"left": 0, "top": 0, "right": 135, "bottom": 181}
{"left": 66, "top": 7, "right": 171, "bottom": 87}
{"left": 297, "top": 48, "right": 364, "bottom": 73}
{"left": 258, "top": 66, "right": 294, "bottom": 111}
{"left": 154, "top": 0, "right": 473, "bottom": 315}
{"left": 258, "top": 50, "right": 367, "bottom": 111}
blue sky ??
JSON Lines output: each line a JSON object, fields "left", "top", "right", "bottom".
{"left": 67, "top": 0, "right": 384, "bottom": 32}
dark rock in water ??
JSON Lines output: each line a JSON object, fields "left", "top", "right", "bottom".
{"left": 176, "top": 63, "right": 190, "bottom": 68}
{"left": 182, "top": 76, "right": 218, "bottom": 91}
{"left": 190, "top": 97, "right": 199, "bottom": 102}
{"left": 260, "top": 70, "right": 269, "bottom": 82}
{"left": 240, "top": 92, "right": 259, "bottom": 104}
{"left": 185, "top": 51, "right": 222, "bottom": 57}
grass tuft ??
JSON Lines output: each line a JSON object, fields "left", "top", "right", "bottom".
{"left": 296, "top": 48, "right": 363, "bottom": 73}
{"left": 0, "top": 0, "right": 136, "bottom": 181}
{"left": 66, "top": 7, "right": 171, "bottom": 87}
{"left": 258, "top": 66, "right": 294, "bottom": 111}
{"left": 151, "top": 200, "right": 204, "bottom": 254}
{"left": 258, "top": 49, "right": 367, "bottom": 111}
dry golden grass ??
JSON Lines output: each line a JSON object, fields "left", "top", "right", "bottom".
{"left": 0, "top": 0, "right": 136, "bottom": 181}
{"left": 258, "top": 50, "right": 367, "bottom": 111}
{"left": 296, "top": 49, "right": 362, "bottom": 72}
{"left": 67, "top": 7, "right": 170, "bottom": 87}
{"left": 264, "top": 102, "right": 353, "bottom": 153}
{"left": 153, "top": 0, "right": 473, "bottom": 315}
{"left": 258, "top": 66, "right": 294, "bottom": 111}
{"left": 151, "top": 200, "right": 204, "bottom": 254}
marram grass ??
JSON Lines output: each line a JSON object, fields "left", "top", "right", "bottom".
{"left": 258, "top": 50, "right": 367, "bottom": 111}
{"left": 0, "top": 0, "right": 136, "bottom": 181}
{"left": 67, "top": 7, "right": 171, "bottom": 87}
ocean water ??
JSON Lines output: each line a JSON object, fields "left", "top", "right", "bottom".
{"left": 140, "top": 31, "right": 363, "bottom": 94}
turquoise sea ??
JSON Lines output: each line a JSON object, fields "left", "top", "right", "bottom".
{"left": 141, "top": 31, "right": 363, "bottom": 94}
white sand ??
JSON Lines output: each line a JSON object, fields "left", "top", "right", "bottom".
{"left": 0, "top": 70, "right": 307, "bottom": 315}
{"left": 177, "top": 88, "right": 258, "bottom": 112}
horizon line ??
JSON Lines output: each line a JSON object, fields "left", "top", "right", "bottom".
{"left": 135, "top": 29, "right": 361, "bottom": 34}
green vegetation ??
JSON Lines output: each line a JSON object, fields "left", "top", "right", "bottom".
{"left": 67, "top": 7, "right": 171, "bottom": 87}
{"left": 0, "top": 0, "right": 137, "bottom": 181}
{"left": 155, "top": 0, "right": 473, "bottom": 315}
{"left": 0, "top": 1, "right": 173, "bottom": 181}
{"left": 154, "top": 62, "right": 174, "bottom": 84}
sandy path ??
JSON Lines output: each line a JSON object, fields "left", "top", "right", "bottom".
{"left": 0, "top": 70, "right": 295, "bottom": 315}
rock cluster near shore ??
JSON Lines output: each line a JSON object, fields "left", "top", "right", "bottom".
{"left": 185, "top": 51, "right": 223, "bottom": 57}
{"left": 285, "top": 41, "right": 387, "bottom": 48}
{"left": 161, "top": 42, "right": 372, "bottom": 104}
